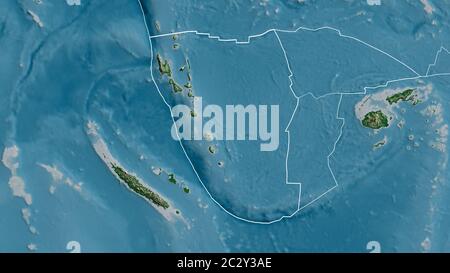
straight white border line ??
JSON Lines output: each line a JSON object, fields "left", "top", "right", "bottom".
{"left": 137, "top": 0, "right": 450, "bottom": 224}
{"left": 426, "top": 46, "right": 450, "bottom": 76}
{"left": 274, "top": 31, "right": 341, "bottom": 210}
{"left": 148, "top": 26, "right": 420, "bottom": 77}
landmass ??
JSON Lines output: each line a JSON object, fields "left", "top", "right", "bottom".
{"left": 86, "top": 121, "right": 182, "bottom": 221}
{"left": 355, "top": 85, "right": 431, "bottom": 131}
{"left": 27, "top": 10, "right": 44, "bottom": 28}
{"left": 151, "top": 167, "right": 191, "bottom": 194}
{"left": 169, "top": 78, "right": 183, "bottom": 93}
{"left": 156, "top": 54, "right": 172, "bottom": 77}
{"left": 362, "top": 110, "right": 389, "bottom": 129}
{"left": 112, "top": 164, "right": 170, "bottom": 209}
{"left": 373, "top": 136, "right": 388, "bottom": 149}
{"left": 208, "top": 145, "right": 217, "bottom": 154}
{"left": 386, "top": 88, "right": 414, "bottom": 104}
{"left": 168, "top": 173, "right": 177, "bottom": 184}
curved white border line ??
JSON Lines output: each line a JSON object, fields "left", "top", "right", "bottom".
{"left": 137, "top": 0, "right": 450, "bottom": 224}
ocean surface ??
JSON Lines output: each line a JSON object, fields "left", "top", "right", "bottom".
{"left": 0, "top": 0, "right": 448, "bottom": 252}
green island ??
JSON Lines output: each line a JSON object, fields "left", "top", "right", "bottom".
{"left": 168, "top": 173, "right": 177, "bottom": 184}
{"left": 412, "top": 98, "right": 422, "bottom": 105}
{"left": 386, "top": 89, "right": 414, "bottom": 105}
{"left": 156, "top": 54, "right": 172, "bottom": 77}
{"left": 362, "top": 110, "right": 389, "bottom": 129}
{"left": 186, "top": 59, "right": 191, "bottom": 70}
{"left": 169, "top": 78, "right": 183, "bottom": 93}
{"left": 208, "top": 145, "right": 217, "bottom": 154}
{"left": 183, "top": 187, "right": 190, "bottom": 194}
{"left": 158, "top": 50, "right": 196, "bottom": 99}
{"left": 184, "top": 82, "right": 192, "bottom": 89}
{"left": 111, "top": 164, "right": 170, "bottom": 209}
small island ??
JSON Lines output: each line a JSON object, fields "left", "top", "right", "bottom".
{"left": 373, "top": 140, "right": 386, "bottom": 148}
{"left": 168, "top": 173, "right": 177, "bottom": 184}
{"left": 184, "top": 82, "right": 192, "bottom": 89}
{"left": 168, "top": 78, "right": 183, "bottom": 93}
{"left": 362, "top": 110, "right": 389, "bottom": 129}
{"left": 156, "top": 54, "right": 172, "bottom": 77}
{"left": 208, "top": 145, "right": 217, "bottom": 154}
{"left": 373, "top": 136, "right": 387, "bottom": 149}
{"left": 386, "top": 89, "right": 414, "bottom": 105}
{"left": 111, "top": 164, "right": 170, "bottom": 209}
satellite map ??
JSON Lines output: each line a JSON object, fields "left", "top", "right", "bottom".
{"left": 0, "top": 0, "right": 449, "bottom": 256}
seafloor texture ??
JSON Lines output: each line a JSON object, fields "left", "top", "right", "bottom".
{"left": 0, "top": 0, "right": 449, "bottom": 252}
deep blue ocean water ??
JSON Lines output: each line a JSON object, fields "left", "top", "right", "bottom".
{"left": 0, "top": 0, "right": 448, "bottom": 252}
